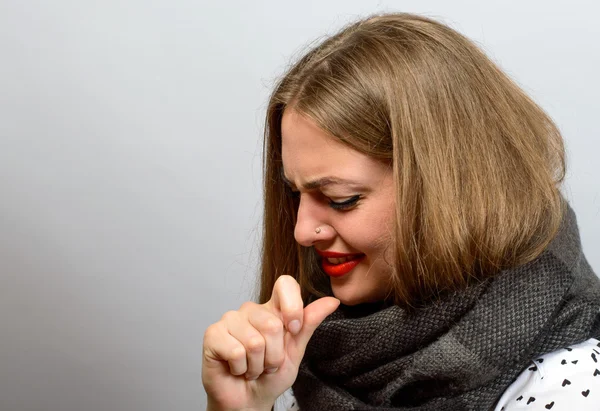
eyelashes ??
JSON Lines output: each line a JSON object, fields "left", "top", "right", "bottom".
{"left": 287, "top": 189, "right": 360, "bottom": 211}
{"left": 329, "top": 195, "right": 360, "bottom": 210}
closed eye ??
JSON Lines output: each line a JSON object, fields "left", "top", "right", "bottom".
{"left": 329, "top": 195, "right": 360, "bottom": 210}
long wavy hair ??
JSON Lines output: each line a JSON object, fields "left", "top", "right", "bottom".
{"left": 258, "top": 12, "right": 566, "bottom": 307}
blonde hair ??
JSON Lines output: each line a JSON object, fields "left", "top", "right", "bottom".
{"left": 258, "top": 13, "right": 566, "bottom": 306}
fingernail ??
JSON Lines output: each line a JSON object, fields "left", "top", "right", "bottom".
{"left": 288, "top": 320, "right": 301, "bottom": 334}
{"left": 265, "top": 367, "right": 278, "bottom": 374}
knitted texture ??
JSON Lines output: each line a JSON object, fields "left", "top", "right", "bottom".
{"left": 292, "top": 204, "right": 600, "bottom": 410}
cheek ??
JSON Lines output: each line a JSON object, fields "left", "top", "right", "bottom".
{"left": 363, "top": 195, "right": 395, "bottom": 242}
{"left": 334, "top": 188, "right": 395, "bottom": 255}
{"left": 337, "top": 212, "right": 393, "bottom": 255}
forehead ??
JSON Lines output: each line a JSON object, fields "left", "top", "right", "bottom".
{"left": 280, "top": 108, "right": 390, "bottom": 184}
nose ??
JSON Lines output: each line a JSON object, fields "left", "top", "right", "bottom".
{"left": 293, "top": 195, "right": 335, "bottom": 247}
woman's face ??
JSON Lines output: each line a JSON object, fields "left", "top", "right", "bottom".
{"left": 281, "top": 108, "right": 395, "bottom": 306}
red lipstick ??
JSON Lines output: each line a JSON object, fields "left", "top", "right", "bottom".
{"left": 315, "top": 250, "right": 365, "bottom": 278}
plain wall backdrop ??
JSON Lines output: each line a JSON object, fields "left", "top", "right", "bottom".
{"left": 0, "top": 1, "right": 598, "bottom": 410}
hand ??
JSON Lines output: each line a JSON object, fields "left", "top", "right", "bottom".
{"left": 202, "top": 275, "right": 340, "bottom": 411}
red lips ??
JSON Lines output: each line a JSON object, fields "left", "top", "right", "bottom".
{"left": 315, "top": 249, "right": 365, "bottom": 277}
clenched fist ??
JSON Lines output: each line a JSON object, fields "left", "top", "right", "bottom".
{"left": 202, "top": 275, "right": 340, "bottom": 411}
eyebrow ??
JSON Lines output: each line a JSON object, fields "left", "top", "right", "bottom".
{"left": 281, "top": 172, "right": 361, "bottom": 190}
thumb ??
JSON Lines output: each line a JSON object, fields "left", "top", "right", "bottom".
{"left": 287, "top": 296, "right": 340, "bottom": 364}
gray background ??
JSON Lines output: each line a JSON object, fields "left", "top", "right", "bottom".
{"left": 0, "top": 1, "right": 598, "bottom": 410}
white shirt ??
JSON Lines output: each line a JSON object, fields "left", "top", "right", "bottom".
{"left": 276, "top": 338, "right": 600, "bottom": 411}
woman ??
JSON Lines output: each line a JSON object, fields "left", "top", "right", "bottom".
{"left": 202, "top": 13, "right": 600, "bottom": 411}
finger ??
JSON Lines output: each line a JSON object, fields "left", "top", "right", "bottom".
{"left": 287, "top": 296, "right": 340, "bottom": 365}
{"left": 203, "top": 322, "right": 248, "bottom": 376}
{"left": 267, "top": 275, "right": 304, "bottom": 335}
{"left": 247, "top": 308, "right": 285, "bottom": 372}
{"left": 223, "top": 310, "right": 266, "bottom": 380}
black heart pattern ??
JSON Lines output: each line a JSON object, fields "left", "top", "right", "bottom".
{"left": 566, "top": 347, "right": 573, "bottom": 351}
{"left": 592, "top": 353, "right": 597, "bottom": 363}
{"left": 536, "top": 358, "right": 544, "bottom": 363}
{"left": 545, "top": 402, "right": 555, "bottom": 409}
{"left": 562, "top": 379, "right": 571, "bottom": 387}
{"left": 527, "top": 397, "right": 536, "bottom": 404}
{"left": 572, "top": 360, "right": 579, "bottom": 364}
{"left": 582, "top": 389, "right": 590, "bottom": 397}
{"left": 561, "top": 359, "right": 567, "bottom": 365}
{"left": 516, "top": 395, "right": 523, "bottom": 401}
{"left": 594, "top": 369, "right": 600, "bottom": 377}
{"left": 528, "top": 365, "right": 538, "bottom": 371}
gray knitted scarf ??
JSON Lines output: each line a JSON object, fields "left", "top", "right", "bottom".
{"left": 292, "top": 204, "right": 600, "bottom": 410}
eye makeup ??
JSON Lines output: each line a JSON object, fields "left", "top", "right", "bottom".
{"left": 329, "top": 195, "right": 361, "bottom": 210}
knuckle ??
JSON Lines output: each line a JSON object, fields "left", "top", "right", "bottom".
{"left": 265, "top": 355, "right": 285, "bottom": 369}
{"left": 261, "top": 318, "right": 283, "bottom": 335}
{"left": 239, "top": 301, "right": 257, "bottom": 311}
{"left": 202, "top": 345, "right": 213, "bottom": 360}
{"left": 246, "top": 335, "right": 265, "bottom": 352}
{"left": 220, "top": 310, "right": 238, "bottom": 322}
{"left": 230, "top": 345, "right": 246, "bottom": 361}
{"left": 265, "top": 347, "right": 285, "bottom": 367}
{"left": 203, "top": 323, "right": 221, "bottom": 342}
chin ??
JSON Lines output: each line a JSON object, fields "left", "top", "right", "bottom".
{"left": 335, "top": 296, "right": 363, "bottom": 306}
{"left": 327, "top": 266, "right": 389, "bottom": 306}
{"left": 331, "top": 285, "right": 379, "bottom": 306}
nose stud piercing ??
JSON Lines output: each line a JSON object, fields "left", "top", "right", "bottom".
{"left": 315, "top": 227, "right": 322, "bottom": 234}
